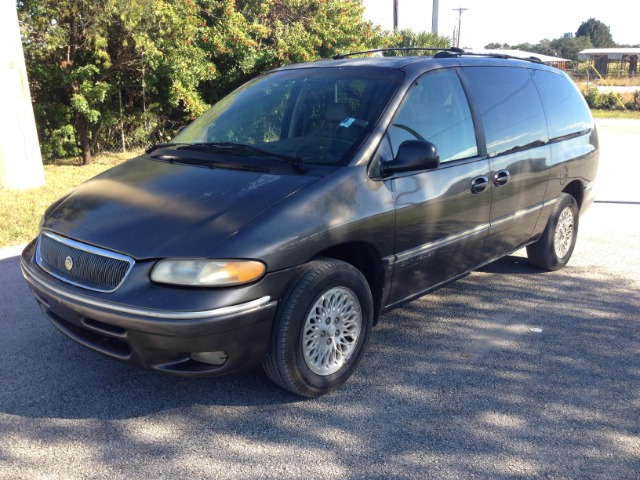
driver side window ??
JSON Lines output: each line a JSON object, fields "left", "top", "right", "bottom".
{"left": 389, "top": 69, "right": 478, "bottom": 162}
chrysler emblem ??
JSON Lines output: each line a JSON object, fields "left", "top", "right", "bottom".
{"left": 64, "top": 256, "right": 74, "bottom": 271}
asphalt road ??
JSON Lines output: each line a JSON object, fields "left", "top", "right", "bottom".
{"left": 1, "top": 120, "right": 639, "bottom": 479}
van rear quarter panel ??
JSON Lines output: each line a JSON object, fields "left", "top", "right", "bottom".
{"left": 544, "top": 129, "right": 599, "bottom": 204}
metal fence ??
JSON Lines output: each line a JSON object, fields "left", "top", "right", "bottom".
{"left": 93, "top": 117, "right": 183, "bottom": 156}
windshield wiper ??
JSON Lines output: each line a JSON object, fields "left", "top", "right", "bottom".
{"left": 149, "top": 154, "right": 271, "bottom": 173}
{"left": 177, "top": 142, "right": 307, "bottom": 174}
{"left": 145, "top": 142, "right": 191, "bottom": 154}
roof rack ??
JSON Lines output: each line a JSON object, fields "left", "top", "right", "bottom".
{"left": 332, "top": 47, "right": 545, "bottom": 65}
{"left": 434, "top": 49, "right": 544, "bottom": 64}
{"left": 332, "top": 47, "right": 464, "bottom": 60}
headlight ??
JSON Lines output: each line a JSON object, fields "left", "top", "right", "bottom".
{"left": 150, "top": 259, "right": 266, "bottom": 287}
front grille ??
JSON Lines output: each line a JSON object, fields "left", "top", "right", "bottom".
{"left": 36, "top": 232, "right": 134, "bottom": 292}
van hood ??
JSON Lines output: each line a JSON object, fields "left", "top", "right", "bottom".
{"left": 42, "top": 156, "right": 320, "bottom": 259}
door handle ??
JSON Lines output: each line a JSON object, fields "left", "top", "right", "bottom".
{"left": 470, "top": 175, "right": 489, "bottom": 194}
{"left": 493, "top": 170, "right": 510, "bottom": 187}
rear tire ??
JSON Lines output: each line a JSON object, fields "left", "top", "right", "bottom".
{"left": 263, "top": 259, "right": 373, "bottom": 397}
{"left": 527, "top": 193, "right": 579, "bottom": 271}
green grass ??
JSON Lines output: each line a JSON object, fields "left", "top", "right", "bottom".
{"left": 591, "top": 109, "right": 640, "bottom": 120}
{"left": 0, "top": 152, "right": 136, "bottom": 248}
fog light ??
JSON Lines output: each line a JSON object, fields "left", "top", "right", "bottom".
{"left": 190, "top": 351, "right": 228, "bottom": 366}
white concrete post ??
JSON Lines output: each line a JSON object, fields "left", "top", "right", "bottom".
{"left": 0, "top": 2, "right": 46, "bottom": 190}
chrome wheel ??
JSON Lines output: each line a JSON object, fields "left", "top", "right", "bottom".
{"left": 526, "top": 194, "right": 579, "bottom": 271}
{"left": 263, "top": 259, "right": 373, "bottom": 397}
{"left": 302, "top": 287, "right": 362, "bottom": 376}
{"left": 554, "top": 207, "right": 574, "bottom": 258}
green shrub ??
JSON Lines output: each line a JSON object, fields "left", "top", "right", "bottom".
{"left": 584, "top": 88, "right": 599, "bottom": 108}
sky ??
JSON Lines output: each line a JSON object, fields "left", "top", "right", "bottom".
{"left": 361, "top": 0, "right": 638, "bottom": 48}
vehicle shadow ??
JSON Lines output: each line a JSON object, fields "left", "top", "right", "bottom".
{"left": 476, "top": 251, "right": 541, "bottom": 274}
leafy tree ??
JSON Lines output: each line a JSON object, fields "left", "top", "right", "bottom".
{"left": 484, "top": 42, "right": 510, "bottom": 50}
{"left": 484, "top": 18, "right": 614, "bottom": 57}
{"left": 549, "top": 33, "right": 593, "bottom": 61}
{"left": 18, "top": 0, "right": 216, "bottom": 164}
{"left": 384, "top": 29, "right": 450, "bottom": 55}
{"left": 484, "top": 33, "right": 593, "bottom": 62}
{"left": 19, "top": 0, "right": 114, "bottom": 163}
{"left": 198, "top": 0, "right": 391, "bottom": 103}
{"left": 576, "top": 18, "right": 616, "bottom": 48}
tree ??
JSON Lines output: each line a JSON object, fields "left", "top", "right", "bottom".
{"left": 576, "top": 18, "right": 616, "bottom": 48}
{"left": 484, "top": 33, "right": 594, "bottom": 62}
{"left": 198, "top": 0, "right": 391, "bottom": 104}
{"left": 549, "top": 33, "right": 593, "bottom": 61}
{"left": 484, "top": 42, "right": 510, "bottom": 50}
{"left": 19, "top": 0, "right": 216, "bottom": 164}
{"left": 384, "top": 29, "right": 450, "bottom": 55}
{"left": 19, "top": 0, "right": 114, "bottom": 164}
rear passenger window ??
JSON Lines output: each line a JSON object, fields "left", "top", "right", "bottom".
{"left": 389, "top": 69, "right": 478, "bottom": 162}
{"left": 532, "top": 70, "right": 592, "bottom": 140}
{"left": 462, "top": 67, "right": 548, "bottom": 157}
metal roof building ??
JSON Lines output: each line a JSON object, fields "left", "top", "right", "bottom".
{"left": 578, "top": 48, "right": 640, "bottom": 76}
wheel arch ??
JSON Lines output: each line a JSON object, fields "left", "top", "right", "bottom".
{"left": 562, "top": 180, "right": 584, "bottom": 210}
{"left": 314, "top": 242, "right": 385, "bottom": 325}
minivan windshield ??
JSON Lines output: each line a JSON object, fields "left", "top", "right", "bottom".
{"left": 171, "top": 67, "right": 403, "bottom": 166}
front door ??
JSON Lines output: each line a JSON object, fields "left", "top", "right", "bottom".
{"left": 383, "top": 68, "right": 492, "bottom": 306}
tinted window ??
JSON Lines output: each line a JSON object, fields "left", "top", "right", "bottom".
{"left": 462, "top": 67, "right": 548, "bottom": 157}
{"left": 389, "top": 69, "right": 478, "bottom": 162}
{"left": 174, "top": 68, "right": 403, "bottom": 165}
{"left": 532, "top": 70, "right": 592, "bottom": 140}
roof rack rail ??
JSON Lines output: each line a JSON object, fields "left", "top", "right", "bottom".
{"left": 332, "top": 47, "right": 546, "bottom": 65}
{"left": 434, "top": 49, "right": 544, "bottom": 64}
{"left": 332, "top": 47, "right": 464, "bottom": 60}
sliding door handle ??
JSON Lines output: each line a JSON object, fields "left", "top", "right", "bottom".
{"left": 493, "top": 170, "right": 510, "bottom": 187}
{"left": 470, "top": 175, "right": 489, "bottom": 194}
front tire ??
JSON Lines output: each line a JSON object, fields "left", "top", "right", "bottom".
{"left": 263, "top": 259, "right": 373, "bottom": 397}
{"left": 527, "top": 193, "right": 579, "bottom": 271}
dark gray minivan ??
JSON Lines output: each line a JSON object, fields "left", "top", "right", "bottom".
{"left": 22, "top": 49, "right": 599, "bottom": 396}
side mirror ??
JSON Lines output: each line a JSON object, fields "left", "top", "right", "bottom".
{"left": 382, "top": 140, "right": 440, "bottom": 175}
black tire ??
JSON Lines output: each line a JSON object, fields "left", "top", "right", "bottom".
{"left": 263, "top": 259, "right": 373, "bottom": 397}
{"left": 527, "top": 193, "right": 579, "bottom": 271}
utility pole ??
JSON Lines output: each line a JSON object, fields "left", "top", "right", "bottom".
{"left": 452, "top": 7, "right": 468, "bottom": 48}
{"left": 432, "top": 0, "right": 439, "bottom": 35}
{"left": 393, "top": 0, "right": 399, "bottom": 31}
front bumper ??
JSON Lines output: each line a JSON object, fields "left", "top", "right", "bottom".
{"left": 21, "top": 242, "right": 283, "bottom": 376}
